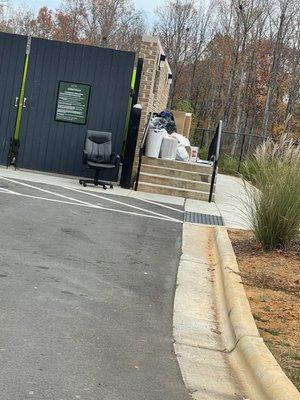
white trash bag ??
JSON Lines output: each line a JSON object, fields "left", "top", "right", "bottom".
{"left": 145, "top": 128, "right": 168, "bottom": 158}
{"left": 176, "top": 145, "right": 189, "bottom": 161}
{"left": 160, "top": 136, "right": 178, "bottom": 160}
{"left": 170, "top": 132, "right": 191, "bottom": 161}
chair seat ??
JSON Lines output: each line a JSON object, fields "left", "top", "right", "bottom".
{"left": 87, "top": 161, "right": 115, "bottom": 169}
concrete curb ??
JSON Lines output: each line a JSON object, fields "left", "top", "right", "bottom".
{"left": 214, "top": 226, "right": 300, "bottom": 400}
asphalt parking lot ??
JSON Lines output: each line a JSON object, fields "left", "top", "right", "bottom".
{"left": 0, "top": 176, "right": 189, "bottom": 400}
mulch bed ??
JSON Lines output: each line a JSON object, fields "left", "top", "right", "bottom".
{"left": 228, "top": 229, "right": 300, "bottom": 390}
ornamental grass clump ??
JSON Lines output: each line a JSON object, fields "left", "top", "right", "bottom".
{"left": 242, "top": 135, "right": 300, "bottom": 250}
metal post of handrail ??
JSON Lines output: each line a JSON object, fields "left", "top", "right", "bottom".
{"left": 237, "top": 133, "right": 246, "bottom": 173}
{"left": 215, "top": 120, "right": 222, "bottom": 160}
{"left": 120, "top": 104, "right": 142, "bottom": 188}
{"left": 134, "top": 112, "right": 152, "bottom": 191}
{"left": 209, "top": 120, "right": 222, "bottom": 203}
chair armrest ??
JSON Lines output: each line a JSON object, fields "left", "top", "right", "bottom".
{"left": 110, "top": 154, "right": 120, "bottom": 167}
{"left": 83, "top": 150, "right": 88, "bottom": 164}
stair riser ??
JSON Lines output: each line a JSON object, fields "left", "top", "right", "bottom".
{"left": 140, "top": 164, "right": 211, "bottom": 183}
{"left": 137, "top": 183, "right": 214, "bottom": 202}
{"left": 142, "top": 156, "right": 213, "bottom": 174}
{"left": 139, "top": 173, "right": 212, "bottom": 193}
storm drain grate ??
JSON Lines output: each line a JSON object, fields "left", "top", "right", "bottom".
{"left": 184, "top": 212, "right": 224, "bottom": 226}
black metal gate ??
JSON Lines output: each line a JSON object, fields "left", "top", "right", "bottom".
{"left": 0, "top": 33, "right": 135, "bottom": 179}
{"left": 0, "top": 32, "right": 27, "bottom": 166}
{"left": 0, "top": 33, "right": 135, "bottom": 180}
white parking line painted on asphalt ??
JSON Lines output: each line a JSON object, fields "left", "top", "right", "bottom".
{"left": 131, "top": 196, "right": 184, "bottom": 214}
{"left": 0, "top": 189, "right": 181, "bottom": 223}
{"left": 0, "top": 187, "right": 98, "bottom": 208}
{"left": 0, "top": 177, "right": 182, "bottom": 223}
{"left": 0, "top": 187, "right": 17, "bottom": 194}
{"left": 0, "top": 176, "right": 101, "bottom": 208}
{"left": 67, "top": 187, "right": 181, "bottom": 222}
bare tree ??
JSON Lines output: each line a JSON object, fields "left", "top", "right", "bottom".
{"left": 29, "top": 7, "right": 54, "bottom": 39}
{"left": 283, "top": 10, "right": 300, "bottom": 135}
{"left": 188, "top": 0, "right": 214, "bottom": 101}
{"left": 53, "top": 0, "right": 85, "bottom": 43}
{"left": 261, "top": 0, "right": 296, "bottom": 136}
{"left": 79, "top": 0, "right": 145, "bottom": 51}
{"left": 0, "top": 0, "right": 9, "bottom": 31}
{"left": 4, "top": 6, "right": 35, "bottom": 35}
{"left": 230, "top": 0, "right": 266, "bottom": 154}
{"left": 155, "top": 0, "right": 197, "bottom": 107}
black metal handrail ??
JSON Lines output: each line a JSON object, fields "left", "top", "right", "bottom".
{"left": 208, "top": 121, "right": 222, "bottom": 203}
{"left": 134, "top": 112, "right": 153, "bottom": 191}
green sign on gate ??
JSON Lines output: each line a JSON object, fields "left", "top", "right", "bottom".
{"left": 55, "top": 81, "right": 91, "bottom": 124}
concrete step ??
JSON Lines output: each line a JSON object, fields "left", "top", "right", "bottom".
{"left": 140, "top": 164, "right": 211, "bottom": 183}
{"left": 139, "top": 172, "right": 212, "bottom": 192}
{"left": 137, "top": 182, "right": 214, "bottom": 202}
{"left": 142, "top": 156, "right": 213, "bottom": 174}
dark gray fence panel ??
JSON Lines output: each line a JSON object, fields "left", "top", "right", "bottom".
{"left": 0, "top": 32, "right": 27, "bottom": 165}
{"left": 18, "top": 37, "right": 135, "bottom": 178}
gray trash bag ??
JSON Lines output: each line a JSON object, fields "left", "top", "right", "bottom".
{"left": 149, "top": 117, "right": 166, "bottom": 130}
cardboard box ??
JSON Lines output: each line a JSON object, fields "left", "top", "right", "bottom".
{"left": 172, "top": 110, "right": 192, "bottom": 138}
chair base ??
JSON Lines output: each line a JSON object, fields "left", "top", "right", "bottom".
{"left": 79, "top": 179, "right": 114, "bottom": 190}
{"left": 79, "top": 168, "right": 115, "bottom": 190}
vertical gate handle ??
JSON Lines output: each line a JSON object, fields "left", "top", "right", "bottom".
{"left": 15, "top": 97, "right": 19, "bottom": 107}
{"left": 23, "top": 98, "right": 27, "bottom": 108}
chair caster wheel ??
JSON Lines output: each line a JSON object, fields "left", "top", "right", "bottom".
{"left": 103, "top": 185, "right": 107, "bottom": 190}
{"left": 83, "top": 182, "right": 87, "bottom": 187}
{"left": 110, "top": 184, "right": 113, "bottom": 189}
{"left": 79, "top": 180, "right": 83, "bottom": 185}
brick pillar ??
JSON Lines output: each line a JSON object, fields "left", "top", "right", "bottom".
{"left": 131, "top": 35, "right": 172, "bottom": 181}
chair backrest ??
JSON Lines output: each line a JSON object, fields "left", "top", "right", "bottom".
{"left": 85, "top": 130, "right": 112, "bottom": 163}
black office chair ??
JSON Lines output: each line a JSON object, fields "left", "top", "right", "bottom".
{"left": 79, "top": 130, "right": 120, "bottom": 189}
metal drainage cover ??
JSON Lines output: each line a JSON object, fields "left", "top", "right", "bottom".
{"left": 184, "top": 212, "right": 224, "bottom": 226}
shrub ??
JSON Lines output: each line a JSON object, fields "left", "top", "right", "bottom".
{"left": 197, "top": 148, "right": 240, "bottom": 176}
{"left": 242, "top": 136, "right": 300, "bottom": 250}
{"left": 198, "top": 147, "right": 208, "bottom": 160}
{"left": 218, "top": 154, "right": 239, "bottom": 175}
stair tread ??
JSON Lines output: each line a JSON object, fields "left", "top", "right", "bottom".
{"left": 139, "top": 172, "right": 211, "bottom": 186}
{"left": 137, "top": 181, "right": 213, "bottom": 194}
{"left": 141, "top": 156, "right": 213, "bottom": 173}
{"left": 142, "top": 156, "right": 213, "bottom": 167}
{"left": 141, "top": 164, "right": 212, "bottom": 177}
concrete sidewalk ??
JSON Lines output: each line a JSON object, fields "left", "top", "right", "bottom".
{"left": 185, "top": 174, "right": 250, "bottom": 229}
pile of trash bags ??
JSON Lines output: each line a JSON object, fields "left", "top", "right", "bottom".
{"left": 147, "top": 110, "right": 191, "bottom": 161}
{"left": 150, "top": 110, "right": 177, "bottom": 134}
